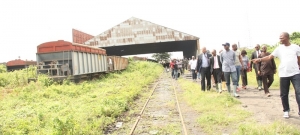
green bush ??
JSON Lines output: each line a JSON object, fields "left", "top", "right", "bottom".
{"left": 0, "top": 61, "right": 163, "bottom": 134}
{"left": 0, "top": 66, "right": 36, "bottom": 88}
{"left": 0, "top": 65, "right": 6, "bottom": 73}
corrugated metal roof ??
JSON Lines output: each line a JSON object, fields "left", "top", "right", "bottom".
{"left": 84, "top": 17, "right": 199, "bottom": 47}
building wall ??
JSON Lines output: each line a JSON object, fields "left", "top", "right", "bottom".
{"left": 84, "top": 17, "right": 199, "bottom": 48}
{"left": 72, "top": 29, "right": 94, "bottom": 44}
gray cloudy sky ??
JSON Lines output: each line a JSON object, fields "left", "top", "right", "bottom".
{"left": 0, "top": 0, "right": 299, "bottom": 62}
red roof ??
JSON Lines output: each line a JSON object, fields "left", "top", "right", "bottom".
{"left": 37, "top": 40, "right": 106, "bottom": 55}
{"left": 6, "top": 59, "right": 36, "bottom": 66}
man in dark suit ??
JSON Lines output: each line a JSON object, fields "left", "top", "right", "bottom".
{"left": 250, "top": 44, "right": 263, "bottom": 90}
{"left": 196, "top": 47, "right": 212, "bottom": 91}
{"left": 210, "top": 49, "right": 223, "bottom": 93}
{"left": 257, "top": 45, "right": 276, "bottom": 97}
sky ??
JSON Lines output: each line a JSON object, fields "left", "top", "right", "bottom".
{"left": 1, "top": 0, "right": 300, "bottom": 62}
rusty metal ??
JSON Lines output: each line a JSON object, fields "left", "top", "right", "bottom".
{"left": 37, "top": 40, "right": 106, "bottom": 55}
{"left": 33, "top": 39, "right": 130, "bottom": 83}
{"left": 129, "top": 82, "right": 159, "bottom": 135}
{"left": 84, "top": 17, "right": 199, "bottom": 47}
{"left": 107, "top": 56, "right": 128, "bottom": 71}
{"left": 6, "top": 59, "right": 36, "bottom": 71}
{"left": 36, "top": 40, "right": 109, "bottom": 76}
{"left": 72, "top": 29, "right": 94, "bottom": 44}
{"left": 6, "top": 59, "right": 36, "bottom": 67}
{"left": 172, "top": 79, "right": 188, "bottom": 135}
{"left": 129, "top": 76, "right": 188, "bottom": 135}
{"left": 120, "top": 57, "right": 128, "bottom": 70}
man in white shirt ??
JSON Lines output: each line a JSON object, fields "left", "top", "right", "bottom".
{"left": 189, "top": 56, "right": 197, "bottom": 81}
{"left": 252, "top": 32, "right": 300, "bottom": 118}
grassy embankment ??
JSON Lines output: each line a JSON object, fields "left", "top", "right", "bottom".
{"left": 0, "top": 61, "right": 163, "bottom": 134}
{"left": 178, "top": 77, "right": 300, "bottom": 135}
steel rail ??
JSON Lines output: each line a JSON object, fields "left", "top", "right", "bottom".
{"left": 129, "top": 81, "right": 159, "bottom": 135}
{"left": 172, "top": 80, "right": 188, "bottom": 135}
{"left": 129, "top": 76, "right": 188, "bottom": 135}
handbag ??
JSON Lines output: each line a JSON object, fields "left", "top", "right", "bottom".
{"left": 247, "top": 62, "right": 251, "bottom": 72}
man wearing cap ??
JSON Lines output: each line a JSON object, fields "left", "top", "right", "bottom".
{"left": 196, "top": 47, "right": 212, "bottom": 91}
{"left": 220, "top": 43, "right": 239, "bottom": 97}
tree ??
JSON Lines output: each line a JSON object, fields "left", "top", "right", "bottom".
{"left": 241, "top": 32, "right": 300, "bottom": 58}
{"left": 290, "top": 32, "right": 300, "bottom": 45}
{"left": 152, "top": 52, "right": 171, "bottom": 62}
{"left": 291, "top": 38, "right": 300, "bottom": 45}
{"left": 290, "top": 32, "right": 300, "bottom": 40}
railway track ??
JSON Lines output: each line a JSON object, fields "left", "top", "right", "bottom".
{"left": 129, "top": 73, "right": 188, "bottom": 135}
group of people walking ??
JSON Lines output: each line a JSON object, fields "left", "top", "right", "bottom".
{"left": 252, "top": 32, "right": 300, "bottom": 118}
{"left": 163, "top": 32, "right": 300, "bottom": 118}
{"left": 166, "top": 42, "right": 277, "bottom": 98}
{"left": 163, "top": 58, "right": 189, "bottom": 80}
{"left": 194, "top": 43, "right": 245, "bottom": 97}
{"left": 186, "top": 41, "right": 278, "bottom": 99}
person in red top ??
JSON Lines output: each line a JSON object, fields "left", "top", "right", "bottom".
{"left": 169, "top": 59, "right": 175, "bottom": 78}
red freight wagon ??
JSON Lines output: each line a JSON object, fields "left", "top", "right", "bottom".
{"left": 29, "top": 40, "right": 129, "bottom": 83}
{"left": 6, "top": 59, "right": 36, "bottom": 71}
{"left": 37, "top": 40, "right": 106, "bottom": 55}
{"left": 35, "top": 40, "right": 110, "bottom": 82}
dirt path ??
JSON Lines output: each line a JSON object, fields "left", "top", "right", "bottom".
{"left": 184, "top": 72, "right": 300, "bottom": 128}
{"left": 131, "top": 73, "right": 182, "bottom": 135}
{"left": 107, "top": 73, "right": 205, "bottom": 135}
{"left": 237, "top": 87, "right": 300, "bottom": 126}
{"left": 108, "top": 72, "right": 299, "bottom": 135}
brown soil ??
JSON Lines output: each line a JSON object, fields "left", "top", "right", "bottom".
{"left": 174, "top": 80, "right": 207, "bottom": 135}
{"left": 107, "top": 72, "right": 300, "bottom": 135}
{"left": 0, "top": 88, "right": 13, "bottom": 99}
{"left": 237, "top": 87, "right": 300, "bottom": 126}
{"left": 183, "top": 71, "right": 300, "bottom": 128}
{"left": 106, "top": 73, "right": 205, "bottom": 135}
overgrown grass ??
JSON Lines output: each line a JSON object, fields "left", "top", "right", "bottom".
{"left": 178, "top": 79, "right": 251, "bottom": 134}
{"left": 235, "top": 121, "right": 300, "bottom": 135}
{"left": 178, "top": 78, "right": 300, "bottom": 134}
{"left": 0, "top": 61, "right": 163, "bottom": 134}
{"left": 0, "top": 66, "right": 36, "bottom": 88}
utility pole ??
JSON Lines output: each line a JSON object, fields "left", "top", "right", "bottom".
{"left": 245, "top": 1, "right": 252, "bottom": 48}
